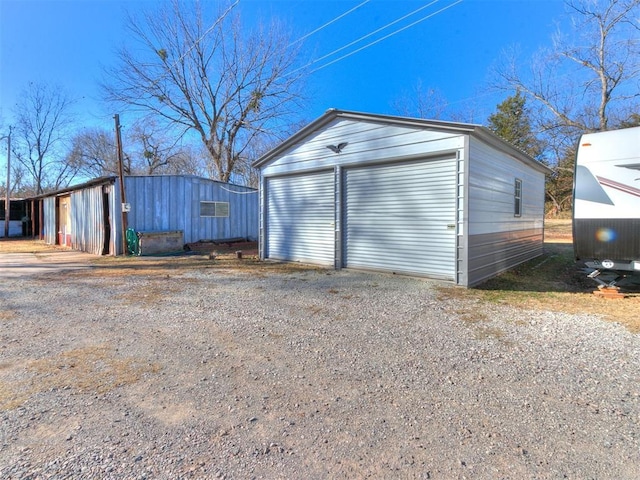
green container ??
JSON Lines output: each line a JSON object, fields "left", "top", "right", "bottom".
{"left": 126, "top": 228, "right": 140, "bottom": 256}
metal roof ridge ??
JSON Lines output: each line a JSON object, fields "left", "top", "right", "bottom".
{"left": 25, "top": 174, "right": 257, "bottom": 200}
{"left": 253, "top": 108, "right": 551, "bottom": 175}
{"left": 253, "top": 109, "right": 484, "bottom": 168}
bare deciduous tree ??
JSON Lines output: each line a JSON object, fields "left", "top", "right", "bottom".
{"left": 493, "top": 0, "right": 640, "bottom": 215}
{"left": 392, "top": 80, "right": 494, "bottom": 125}
{"left": 127, "top": 119, "right": 202, "bottom": 175}
{"left": 103, "top": 0, "right": 306, "bottom": 183}
{"left": 67, "top": 127, "right": 123, "bottom": 178}
{"left": 12, "top": 82, "right": 78, "bottom": 194}
{"left": 68, "top": 121, "right": 204, "bottom": 178}
{"left": 495, "top": 0, "right": 640, "bottom": 145}
{"left": 392, "top": 81, "right": 449, "bottom": 119}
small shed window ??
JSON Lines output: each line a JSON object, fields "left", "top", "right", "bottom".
{"left": 200, "top": 201, "right": 230, "bottom": 217}
{"left": 514, "top": 179, "right": 522, "bottom": 217}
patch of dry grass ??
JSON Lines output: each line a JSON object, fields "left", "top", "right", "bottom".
{"left": 118, "top": 280, "right": 183, "bottom": 307}
{"left": 307, "top": 304, "right": 324, "bottom": 315}
{"left": 472, "top": 325, "right": 508, "bottom": 341}
{"left": 442, "top": 286, "right": 640, "bottom": 334}
{"left": 450, "top": 305, "right": 509, "bottom": 341}
{"left": 0, "top": 238, "right": 61, "bottom": 254}
{"left": 0, "top": 310, "right": 16, "bottom": 321}
{"left": 544, "top": 218, "right": 573, "bottom": 243}
{"left": 80, "top": 252, "right": 321, "bottom": 278}
{"left": 0, "top": 345, "right": 162, "bottom": 411}
{"left": 439, "top": 240, "right": 640, "bottom": 333}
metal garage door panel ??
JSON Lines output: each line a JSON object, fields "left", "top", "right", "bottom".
{"left": 344, "top": 158, "right": 457, "bottom": 279}
{"left": 267, "top": 171, "right": 335, "bottom": 265}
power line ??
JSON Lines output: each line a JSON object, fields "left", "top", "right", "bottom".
{"left": 287, "top": 0, "right": 371, "bottom": 48}
{"left": 143, "top": 0, "right": 239, "bottom": 95}
{"left": 310, "top": 0, "right": 464, "bottom": 74}
{"left": 297, "top": 0, "right": 439, "bottom": 72}
{"left": 170, "top": 0, "right": 239, "bottom": 69}
{"left": 220, "top": 185, "right": 258, "bottom": 194}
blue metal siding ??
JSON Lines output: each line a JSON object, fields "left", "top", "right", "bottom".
{"left": 125, "top": 175, "right": 258, "bottom": 245}
{"left": 39, "top": 180, "right": 117, "bottom": 254}
{"left": 36, "top": 175, "right": 255, "bottom": 256}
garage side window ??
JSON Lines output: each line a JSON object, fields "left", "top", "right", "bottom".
{"left": 200, "top": 201, "right": 230, "bottom": 217}
{"left": 514, "top": 179, "right": 522, "bottom": 217}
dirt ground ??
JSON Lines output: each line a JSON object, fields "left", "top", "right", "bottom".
{"left": 543, "top": 218, "right": 574, "bottom": 243}
{"left": 3, "top": 219, "right": 638, "bottom": 332}
{"left": 1, "top": 242, "right": 639, "bottom": 478}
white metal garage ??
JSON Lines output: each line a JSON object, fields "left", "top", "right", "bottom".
{"left": 254, "top": 109, "right": 551, "bottom": 287}
{"left": 266, "top": 171, "right": 335, "bottom": 265}
{"left": 343, "top": 157, "right": 457, "bottom": 279}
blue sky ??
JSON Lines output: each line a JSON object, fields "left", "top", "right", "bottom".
{"left": 0, "top": 0, "right": 567, "bottom": 171}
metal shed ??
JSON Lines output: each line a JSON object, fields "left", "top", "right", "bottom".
{"left": 0, "top": 199, "right": 28, "bottom": 237}
{"left": 28, "top": 175, "right": 258, "bottom": 255}
{"left": 254, "top": 109, "right": 551, "bottom": 287}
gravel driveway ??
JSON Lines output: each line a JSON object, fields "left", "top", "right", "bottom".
{"left": 0, "top": 251, "right": 94, "bottom": 279}
{"left": 1, "top": 260, "right": 639, "bottom": 479}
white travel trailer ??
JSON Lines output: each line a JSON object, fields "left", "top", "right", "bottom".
{"left": 573, "top": 126, "right": 640, "bottom": 287}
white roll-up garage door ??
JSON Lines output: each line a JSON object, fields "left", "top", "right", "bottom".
{"left": 343, "top": 158, "right": 457, "bottom": 279}
{"left": 266, "top": 171, "right": 335, "bottom": 265}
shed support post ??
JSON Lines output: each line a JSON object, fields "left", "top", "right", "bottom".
{"left": 115, "top": 114, "right": 128, "bottom": 256}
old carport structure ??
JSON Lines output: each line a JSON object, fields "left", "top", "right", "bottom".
{"left": 25, "top": 175, "right": 258, "bottom": 255}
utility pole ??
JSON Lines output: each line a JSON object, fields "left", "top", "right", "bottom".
{"left": 3, "top": 127, "right": 11, "bottom": 239}
{"left": 114, "top": 114, "right": 128, "bottom": 255}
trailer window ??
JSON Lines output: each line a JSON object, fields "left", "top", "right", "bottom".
{"left": 200, "top": 201, "right": 230, "bottom": 217}
{"left": 514, "top": 179, "right": 522, "bottom": 217}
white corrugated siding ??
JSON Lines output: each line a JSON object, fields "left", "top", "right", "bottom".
{"left": 42, "top": 197, "right": 56, "bottom": 245}
{"left": 465, "top": 138, "right": 545, "bottom": 286}
{"left": 71, "top": 185, "right": 106, "bottom": 255}
{"left": 266, "top": 171, "right": 335, "bottom": 265}
{"left": 343, "top": 158, "right": 457, "bottom": 279}
{"left": 261, "top": 118, "right": 464, "bottom": 178}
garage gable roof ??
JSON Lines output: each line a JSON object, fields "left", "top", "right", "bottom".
{"left": 253, "top": 108, "right": 551, "bottom": 175}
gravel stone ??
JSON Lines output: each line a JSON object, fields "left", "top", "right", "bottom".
{"left": 0, "top": 267, "right": 639, "bottom": 478}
